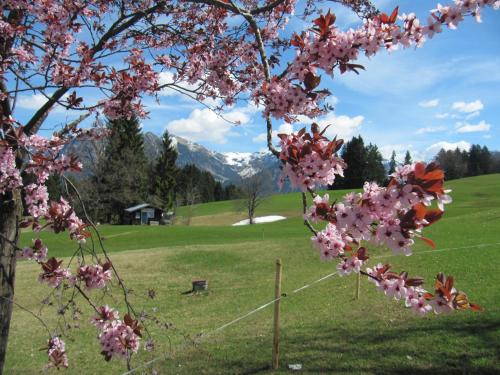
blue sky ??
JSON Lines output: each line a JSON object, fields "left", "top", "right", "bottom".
{"left": 13, "top": 1, "right": 500, "bottom": 161}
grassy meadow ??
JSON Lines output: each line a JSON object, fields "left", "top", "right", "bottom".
{"left": 5, "top": 174, "right": 500, "bottom": 374}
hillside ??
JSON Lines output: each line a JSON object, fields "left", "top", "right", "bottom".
{"left": 175, "top": 173, "right": 500, "bottom": 225}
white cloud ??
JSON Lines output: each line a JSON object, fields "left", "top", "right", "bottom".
{"left": 419, "top": 99, "right": 439, "bottom": 108}
{"left": 325, "top": 96, "right": 339, "bottom": 107}
{"left": 451, "top": 99, "right": 484, "bottom": 113}
{"left": 16, "top": 93, "right": 72, "bottom": 114}
{"left": 252, "top": 113, "right": 363, "bottom": 145}
{"left": 158, "top": 72, "right": 200, "bottom": 97}
{"left": 252, "top": 133, "right": 267, "bottom": 143}
{"left": 465, "top": 111, "right": 480, "bottom": 120}
{"left": 435, "top": 113, "right": 450, "bottom": 119}
{"left": 415, "top": 125, "right": 447, "bottom": 135}
{"left": 252, "top": 123, "right": 293, "bottom": 143}
{"left": 424, "top": 141, "right": 471, "bottom": 159}
{"left": 166, "top": 107, "right": 249, "bottom": 144}
{"left": 379, "top": 144, "right": 421, "bottom": 162}
{"left": 16, "top": 93, "right": 49, "bottom": 110}
{"left": 455, "top": 120, "right": 491, "bottom": 133}
{"left": 316, "top": 113, "right": 365, "bottom": 141}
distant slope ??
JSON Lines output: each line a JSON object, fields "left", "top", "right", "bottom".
{"left": 175, "top": 174, "right": 500, "bottom": 225}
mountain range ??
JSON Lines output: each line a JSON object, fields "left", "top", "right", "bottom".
{"left": 143, "top": 132, "right": 281, "bottom": 185}
{"left": 68, "top": 131, "right": 283, "bottom": 187}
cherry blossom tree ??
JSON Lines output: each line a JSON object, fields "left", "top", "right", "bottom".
{"left": 0, "top": 0, "right": 498, "bottom": 372}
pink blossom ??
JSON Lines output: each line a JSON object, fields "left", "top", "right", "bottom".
{"left": 24, "top": 184, "right": 49, "bottom": 218}
{"left": 429, "top": 296, "right": 456, "bottom": 314}
{"left": 46, "top": 337, "right": 68, "bottom": 369}
{"left": 18, "top": 238, "right": 47, "bottom": 262}
{"left": 278, "top": 128, "right": 345, "bottom": 191}
{"left": 77, "top": 263, "right": 112, "bottom": 290}
{"left": 91, "top": 306, "right": 119, "bottom": 329}
{"left": 98, "top": 320, "right": 141, "bottom": 361}
{"left": 336, "top": 256, "right": 363, "bottom": 276}
{"left": 0, "top": 147, "right": 22, "bottom": 195}
{"left": 410, "top": 297, "right": 433, "bottom": 315}
{"left": 387, "top": 278, "right": 408, "bottom": 300}
{"left": 38, "top": 257, "right": 72, "bottom": 288}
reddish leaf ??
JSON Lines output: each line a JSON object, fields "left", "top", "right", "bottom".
{"left": 469, "top": 303, "right": 482, "bottom": 311}
{"left": 419, "top": 236, "right": 436, "bottom": 249}
{"left": 380, "top": 6, "right": 399, "bottom": 24}
{"left": 291, "top": 33, "right": 305, "bottom": 49}
{"left": 424, "top": 209, "right": 443, "bottom": 226}
{"left": 303, "top": 72, "right": 321, "bottom": 91}
{"left": 313, "top": 10, "right": 336, "bottom": 38}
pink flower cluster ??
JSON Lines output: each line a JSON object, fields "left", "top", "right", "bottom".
{"left": 44, "top": 198, "right": 89, "bottom": 243}
{"left": 367, "top": 264, "right": 431, "bottom": 314}
{"left": 278, "top": 125, "right": 346, "bottom": 191}
{"left": 366, "top": 265, "right": 481, "bottom": 315}
{"left": 92, "top": 309, "right": 141, "bottom": 361}
{"left": 24, "top": 184, "right": 49, "bottom": 218}
{"left": 38, "top": 257, "right": 73, "bottom": 288}
{"left": 258, "top": 78, "right": 326, "bottom": 121}
{"left": 77, "top": 262, "right": 112, "bottom": 290}
{"left": 46, "top": 337, "right": 68, "bottom": 369}
{"left": 311, "top": 222, "right": 351, "bottom": 261}
{"left": 261, "top": 0, "right": 500, "bottom": 121}
{"left": 18, "top": 238, "right": 47, "bottom": 262}
{"left": 91, "top": 305, "right": 119, "bottom": 329}
{"left": 307, "top": 162, "right": 452, "bottom": 262}
{"left": 0, "top": 147, "right": 22, "bottom": 195}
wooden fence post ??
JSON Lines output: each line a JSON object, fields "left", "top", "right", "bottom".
{"left": 355, "top": 272, "right": 361, "bottom": 300}
{"left": 272, "top": 259, "right": 282, "bottom": 370}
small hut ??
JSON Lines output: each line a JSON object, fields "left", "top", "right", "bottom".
{"left": 124, "top": 203, "right": 164, "bottom": 225}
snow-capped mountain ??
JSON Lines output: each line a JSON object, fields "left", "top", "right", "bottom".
{"left": 65, "top": 131, "right": 282, "bottom": 186}
{"left": 144, "top": 132, "right": 284, "bottom": 185}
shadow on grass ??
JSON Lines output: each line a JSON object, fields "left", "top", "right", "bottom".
{"left": 162, "top": 313, "right": 500, "bottom": 374}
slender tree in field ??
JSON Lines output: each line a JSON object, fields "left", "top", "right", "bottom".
{"left": 153, "top": 130, "right": 178, "bottom": 212}
{"left": 0, "top": 0, "right": 496, "bottom": 372}
{"left": 96, "top": 117, "right": 148, "bottom": 223}
{"left": 240, "top": 170, "right": 272, "bottom": 224}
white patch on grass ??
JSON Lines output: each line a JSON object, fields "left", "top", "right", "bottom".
{"left": 232, "top": 215, "right": 286, "bottom": 226}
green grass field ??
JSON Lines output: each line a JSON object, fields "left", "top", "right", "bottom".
{"left": 6, "top": 174, "right": 500, "bottom": 374}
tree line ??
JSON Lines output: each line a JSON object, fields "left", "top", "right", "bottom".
{"left": 434, "top": 144, "right": 500, "bottom": 180}
{"left": 331, "top": 135, "right": 499, "bottom": 188}
{"left": 50, "top": 120, "right": 499, "bottom": 222}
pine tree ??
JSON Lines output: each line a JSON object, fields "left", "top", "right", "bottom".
{"left": 176, "top": 164, "right": 201, "bottom": 205}
{"left": 214, "top": 181, "right": 224, "bottom": 201}
{"left": 339, "top": 135, "right": 367, "bottom": 188}
{"left": 153, "top": 131, "right": 178, "bottom": 211}
{"left": 467, "top": 144, "right": 481, "bottom": 176}
{"left": 365, "top": 144, "right": 386, "bottom": 184}
{"left": 388, "top": 150, "right": 397, "bottom": 175}
{"left": 404, "top": 150, "right": 412, "bottom": 165}
{"left": 96, "top": 116, "right": 149, "bottom": 223}
{"left": 224, "top": 184, "right": 242, "bottom": 200}
{"left": 479, "top": 145, "right": 492, "bottom": 174}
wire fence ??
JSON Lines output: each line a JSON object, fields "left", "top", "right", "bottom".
{"left": 123, "top": 270, "right": 339, "bottom": 374}
{"left": 122, "top": 241, "right": 500, "bottom": 374}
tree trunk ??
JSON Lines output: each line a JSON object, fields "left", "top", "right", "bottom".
{"left": 0, "top": 192, "right": 20, "bottom": 374}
